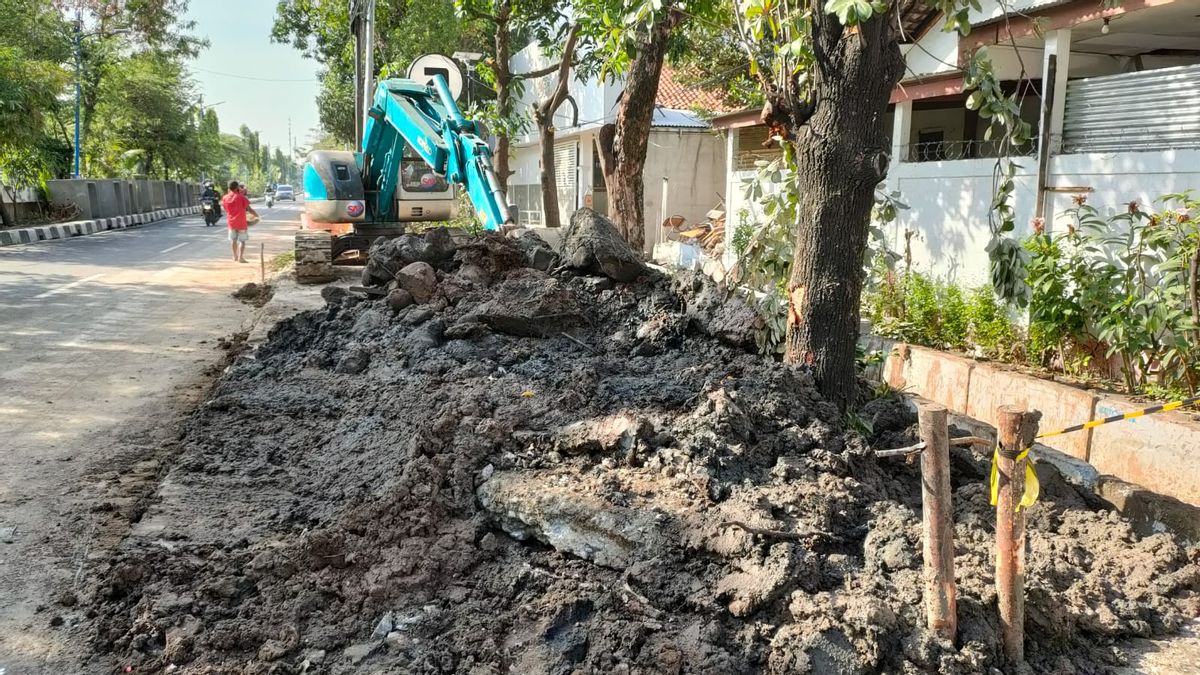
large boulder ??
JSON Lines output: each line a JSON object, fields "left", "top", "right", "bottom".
{"left": 558, "top": 208, "right": 646, "bottom": 282}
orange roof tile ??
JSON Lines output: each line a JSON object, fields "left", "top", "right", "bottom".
{"left": 655, "top": 66, "right": 737, "bottom": 114}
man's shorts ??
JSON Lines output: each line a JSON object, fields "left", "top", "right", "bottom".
{"left": 228, "top": 228, "right": 248, "bottom": 243}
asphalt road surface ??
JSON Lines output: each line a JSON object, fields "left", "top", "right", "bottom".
{"left": 0, "top": 201, "right": 302, "bottom": 671}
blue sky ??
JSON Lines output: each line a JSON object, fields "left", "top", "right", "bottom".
{"left": 185, "top": 0, "right": 322, "bottom": 154}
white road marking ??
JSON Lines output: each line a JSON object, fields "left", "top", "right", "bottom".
{"left": 160, "top": 242, "right": 189, "bottom": 253}
{"left": 34, "top": 273, "right": 106, "bottom": 299}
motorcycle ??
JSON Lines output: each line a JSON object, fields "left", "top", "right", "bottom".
{"left": 266, "top": 193, "right": 274, "bottom": 208}
{"left": 201, "top": 197, "right": 221, "bottom": 226}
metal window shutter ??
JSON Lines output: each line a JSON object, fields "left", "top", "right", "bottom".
{"left": 1064, "top": 64, "right": 1200, "bottom": 153}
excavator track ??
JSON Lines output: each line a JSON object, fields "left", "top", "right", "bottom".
{"left": 294, "top": 230, "right": 336, "bottom": 284}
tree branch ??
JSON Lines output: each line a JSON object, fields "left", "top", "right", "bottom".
{"left": 536, "top": 24, "right": 581, "bottom": 122}
{"left": 517, "top": 61, "right": 566, "bottom": 79}
{"left": 459, "top": 6, "right": 500, "bottom": 25}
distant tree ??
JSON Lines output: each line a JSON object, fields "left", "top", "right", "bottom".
{"left": 273, "top": 0, "right": 486, "bottom": 144}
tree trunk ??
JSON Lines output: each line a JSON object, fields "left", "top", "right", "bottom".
{"left": 781, "top": 11, "right": 904, "bottom": 412}
{"left": 492, "top": 4, "right": 513, "bottom": 194}
{"left": 597, "top": 11, "right": 679, "bottom": 254}
{"left": 538, "top": 124, "right": 560, "bottom": 228}
{"left": 0, "top": 184, "right": 14, "bottom": 229}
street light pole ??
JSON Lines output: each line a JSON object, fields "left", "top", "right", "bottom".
{"left": 73, "top": 11, "right": 82, "bottom": 178}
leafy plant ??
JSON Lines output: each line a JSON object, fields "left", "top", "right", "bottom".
{"left": 1025, "top": 193, "right": 1200, "bottom": 395}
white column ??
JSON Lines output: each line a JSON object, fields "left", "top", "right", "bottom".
{"left": 1042, "top": 28, "right": 1072, "bottom": 154}
{"left": 722, "top": 128, "right": 738, "bottom": 269}
{"left": 891, "top": 100, "right": 913, "bottom": 173}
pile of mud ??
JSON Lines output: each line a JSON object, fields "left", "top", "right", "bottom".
{"left": 82, "top": 210, "right": 1197, "bottom": 674}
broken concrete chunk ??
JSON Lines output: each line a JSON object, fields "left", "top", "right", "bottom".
{"left": 477, "top": 471, "right": 664, "bottom": 569}
{"left": 396, "top": 261, "right": 437, "bottom": 304}
{"left": 553, "top": 414, "right": 650, "bottom": 455}
{"left": 558, "top": 208, "right": 647, "bottom": 282}
{"left": 343, "top": 641, "right": 378, "bottom": 665}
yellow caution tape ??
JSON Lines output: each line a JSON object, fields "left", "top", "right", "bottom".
{"left": 989, "top": 446, "right": 1040, "bottom": 511}
{"left": 1037, "top": 395, "right": 1199, "bottom": 439}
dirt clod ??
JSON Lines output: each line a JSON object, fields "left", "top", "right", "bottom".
{"left": 82, "top": 229, "right": 1199, "bottom": 674}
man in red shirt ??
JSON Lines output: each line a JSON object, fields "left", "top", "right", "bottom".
{"left": 221, "top": 180, "right": 259, "bottom": 263}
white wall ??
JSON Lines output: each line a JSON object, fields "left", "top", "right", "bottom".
{"left": 641, "top": 129, "right": 727, "bottom": 254}
{"left": 888, "top": 159, "right": 1038, "bottom": 287}
{"left": 903, "top": 27, "right": 961, "bottom": 77}
{"left": 1046, "top": 149, "right": 1200, "bottom": 230}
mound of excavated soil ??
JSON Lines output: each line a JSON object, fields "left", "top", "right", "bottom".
{"left": 81, "top": 221, "right": 1197, "bottom": 674}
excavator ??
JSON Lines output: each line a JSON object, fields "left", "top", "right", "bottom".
{"left": 295, "top": 0, "right": 513, "bottom": 283}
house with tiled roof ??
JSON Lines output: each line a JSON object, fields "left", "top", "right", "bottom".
{"left": 505, "top": 51, "right": 734, "bottom": 252}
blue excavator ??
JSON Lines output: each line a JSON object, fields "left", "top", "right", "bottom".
{"left": 296, "top": 1, "right": 513, "bottom": 282}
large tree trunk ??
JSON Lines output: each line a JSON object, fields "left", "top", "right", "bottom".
{"left": 492, "top": 3, "right": 513, "bottom": 194}
{"left": 780, "top": 11, "right": 904, "bottom": 412}
{"left": 597, "top": 11, "right": 679, "bottom": 253}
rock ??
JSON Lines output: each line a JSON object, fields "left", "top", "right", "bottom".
{"left": 554, "top": 414, "right": 650, "bottom": 456}
{"left": 558, "top": 208, "right": 646, "bottom": 282}
{"left": 577, "top": 276, "right": 614, "bottom": 293}
{"left": 321, "top": 286, "right": 349, "bottom": 306}
{"left": 363, "top": 230, "right": 458, "bottom": 286}
{"left": 335, "top": 345, "right": 371, "bottom": 375}
{"left": 371, "top": 611, "right": 395, "bottom": 640}
{"left": 386, "top": 288, "right": 414, "bottom": 312}
{"left": 343, "top": 642, "right": 379, "bottom": 665}
{"left": 515, "top": 230, "right": 559, "bottom": 271}
{"left": 385, "top": 630, "right": 415, "bottom": 650}
{"left": 396, "top": 261, "right": 438, "bottom": 304}
{"left": 303, "top": 649, "right": 327, "bottom": 664}
{"left": 477, "top": 471, "right": 665, "bottom": 569}
{"left": 403, "top": 307, "right": 435, "bottom": 325}
{"left": 470, "top": 273, "right": 584, "bottom": 338}
{"left": 457, "top": 263, "right": 491, "bottom": 286}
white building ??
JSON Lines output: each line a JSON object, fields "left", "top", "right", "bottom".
{"left": 714, "top": 0, "right": 1200, "bottom": 284}
{"left": 507, "top": 45, "right": 729, "bottom": 254}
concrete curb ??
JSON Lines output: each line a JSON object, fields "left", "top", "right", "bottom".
{"left": 0, "top": 205, "right": 202, "bottom": 247}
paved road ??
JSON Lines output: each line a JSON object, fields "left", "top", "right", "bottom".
{"left": 0, "top": 202, "right": 302, "bottom": 671}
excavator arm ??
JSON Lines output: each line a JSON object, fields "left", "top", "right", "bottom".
{"left": 362, "top": 75, "right": 513, "bottom": 231}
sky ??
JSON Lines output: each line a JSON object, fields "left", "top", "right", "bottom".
{"left": 184, "top": 0, "right": 323, "bottom": 154}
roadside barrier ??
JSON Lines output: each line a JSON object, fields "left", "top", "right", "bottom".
{"left": 1036, "top": 395, "right": 1200, "bottom": 439}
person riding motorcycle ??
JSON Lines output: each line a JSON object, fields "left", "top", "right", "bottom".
{"left": 200, "top": 181, "right": 223, "bottom": 226}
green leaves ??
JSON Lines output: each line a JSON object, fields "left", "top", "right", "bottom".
{"left": 823, "top": 0, "right": 889, "bottom": 26}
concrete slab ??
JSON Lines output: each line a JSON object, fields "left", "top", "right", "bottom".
{"left": 966, "top": 363, "right": 1095, "bottom": 460}
{"left": 1097, "top": 476, "right": 1200, "bottom": 543}
{"left": 1090, "top": 396, "right": 1200, "bottom": 506}
{"left": 888, "top": 344, "right": 973, "bottom": 413}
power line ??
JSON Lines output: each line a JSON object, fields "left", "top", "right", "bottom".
{"left": 189, "top": 66, "right": 319, "bottom": 83}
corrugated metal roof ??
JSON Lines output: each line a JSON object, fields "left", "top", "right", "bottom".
{"left": 651, "top": 107, "right": 710, "bottom": 129}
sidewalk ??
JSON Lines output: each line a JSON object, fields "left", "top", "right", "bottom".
{"left": 0, "top": 206, "right": 201, "bottom": 247}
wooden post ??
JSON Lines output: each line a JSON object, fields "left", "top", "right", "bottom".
{"left": 995, "top": 405, "right": 1039, "bottom": 664}
{"left": 917, "top": 399, "right": 956, "bottom": 641}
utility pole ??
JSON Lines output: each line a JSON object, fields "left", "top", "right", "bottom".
{"left": 73, "top": 10, "right": 82, "bottom": 178}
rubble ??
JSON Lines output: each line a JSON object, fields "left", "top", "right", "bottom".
{"left": 79, "top": 226, "right": 1199, "bottom": 674}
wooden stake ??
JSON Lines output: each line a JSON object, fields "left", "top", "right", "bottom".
{"left": 917, "top": 399, "right": 956, "bottom": 641}
{"left": 995, "top": 405, "right": 1039, "bottom": 664}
